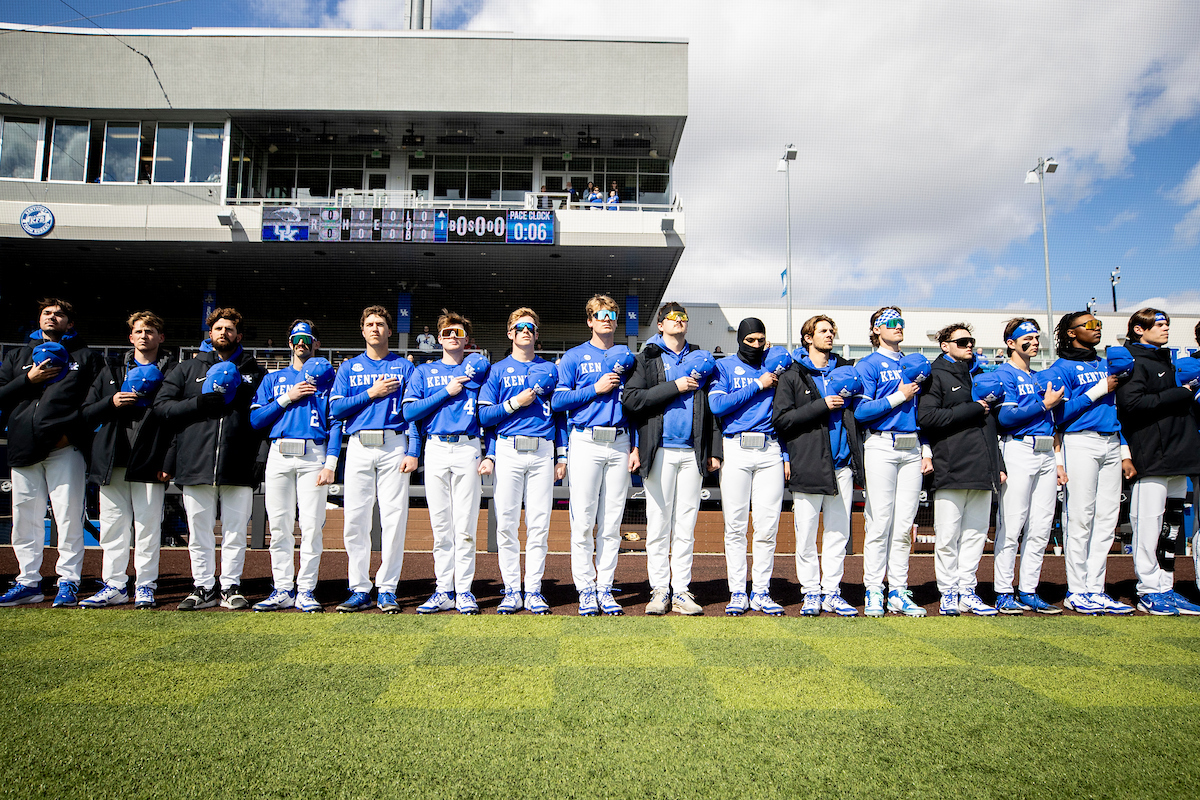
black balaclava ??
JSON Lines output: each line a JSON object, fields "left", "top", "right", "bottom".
{"left": 737, "top": 318, "right": 767, "bottom": 367}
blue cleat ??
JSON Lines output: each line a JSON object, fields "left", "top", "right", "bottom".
{"left": 0, "top": 582, "right": 44, "bottom": 607}
{"left": 336, "top": 590, "right": 376, "bottom": 613}
{"left": 1017, "top": 591, "right": 1061, "bottom": 615}
{"left": 1137, "top": 592, "right": 1178, "bottom": 616}
{"left": 52, "top": 581, "right": 80, "bottom": 608}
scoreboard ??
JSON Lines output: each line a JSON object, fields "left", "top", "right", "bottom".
{"left": 261, "top": 207, "right": 554, "bottom": 244}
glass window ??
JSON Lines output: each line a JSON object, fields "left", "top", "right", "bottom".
{"left": 0, "top": 117, "right": 41, "bottom": 179}
{"left": 639, "top": 158, "right": 669, "bottom": 174}
{"left": 331, "top": 170, "right": 362, "bottom": 192}
{"left": 638, "top": 174, "right": 669, "bottom": 204}
{"left": 467, "top": 171, "right": 500, "bottom": 200}
{"left": 50, "top": 120, "right": 90, "bottom": 181}
{"left": 367, "top": 152, "right": 391, "bottom": 169}
{"left": 567, "top": 157, "right": 590, "bottom": 171}
{"left": 541, "top": 156, "right": 565, "bottom": 172}
{"left": 189, "top": 123, "right": 224, "bottom": 183}
{"left": 153, "top": 122, "right": 188, "bottom": 183}
{"left": 501, "top": 171, "right": 532, "bottom": 202}
{"left": 298, "top": 153, "right": 330, "bottom": 169}
{"left": 503, "top": 156, "right": 533, "bottom": 171}
{"left": 469, "top": 155, "right": 501, "bottom": 170}
{"left": 434, "top": 170, "right": 466, "bottom": 200}
{"left": 408, "top": 154, "right": 433, "bottom": 169}
{"left": 332, "top": 154, "right": 363, "bottom": 169}
{"left": 265, "top": 169, "right": 294, "bottom": 198}
{"left": 296, "top": 169, "right": 330, "bottom": 198}
{"left": 607, "top": 157, "right": 637, "bottom": 172}
{"left": 137, "top": 123, "right": 155, "bottom": 183}
{"left": 102, "top": 122, "right": 140, "bottom": 183}
{"left": 436, "top": 155, "right": 467, "bottom": 170}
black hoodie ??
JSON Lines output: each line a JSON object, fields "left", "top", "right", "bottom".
{"left": 0, "top": 335, "right": 106, "bottom": 468}
{"left": 83, "top": 348, "right": 179, "bottom": 485}
{"left": 1115, "top": 342, "right": 1200, "bottom": 477}
{"left": 153, "top": 347, "right": 267, "bottom": 487}
{"left": 917, "top": 356, "right": 1003, "bottom": 492}
{"left": 772, "top": 354, "right": 865, "bottom": 495}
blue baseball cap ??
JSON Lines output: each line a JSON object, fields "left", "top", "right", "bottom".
{"left": 1175, "top": 358, "right": 1200, "bottom": 390}
{"left": 201, "top": 361, "right": 242, "bottom": 404}
{"left": 462, "top": 352, "right": 491, "bottom": 388}
{"left": 122, "top": 364, "right": 165, "bottom": 403}
{"left": 526, "top": 361, "right": 558, "bottom": 396}
{"left": 681, "top": 349, "right": 717, "bottom": 382}
{"left": 602, "top": 345, "right": 636, "bottom": 378}
{"left": 1105, "top": 346, "right": 1135, "bottom": 377}
{"left": 300, "top": 357, "right": 335, "bottom": 391}
{"left": 825, "top": 366, "right": 862, "bottom": 398}
{"left": 900, "top": 353, "right": 931, "bottom": 384}
{"left": 972, "top": 371, "right": 1006, "bottom": 404}
{"left": 289, "top": 321, "right": 314, "bottom": 343}
{"left": 31, "top": 341, "right": 69, "bottom": 385}
{"left": 764, "top": 346, "right": 793, "bottom": 376}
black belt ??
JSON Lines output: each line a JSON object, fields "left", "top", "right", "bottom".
{"left": 435, "top": 434, "right": 478, "bottom": 442}
{"left": 571, "top": 426, "right": 628, "bottom": 434}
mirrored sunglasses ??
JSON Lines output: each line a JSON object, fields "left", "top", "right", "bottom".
{"left": 592, "top": 309, "right": 617, "bottom": 321}
{"left": 1073, "top": 319, "right": 1102, "bottom": 330}
{"left": 950, "top": 337, "right": 976, "bottom": 348}
{"left": 881, "top": 318, "right": 905, "bottom": 329}
{"left": 290, "top": 335, "right": 313, "bottom": 346}
{"left": 511, "top": 322, "right": 538, "bottom": 334}
{"left": 663, "top": 311, "right": 689, "bottom": 322}
{"left": 440, "top": 326, "right": 467, "bottom": 339}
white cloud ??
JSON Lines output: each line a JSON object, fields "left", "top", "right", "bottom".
{"left": 1170, "top": 158, "right": 1200, "bottom": 247}
{"left": 1125, "top": 290, "right": 1200, "bottom": 313}
{"left": 1097, "top": 210, "right": 1139, "bottom": 232}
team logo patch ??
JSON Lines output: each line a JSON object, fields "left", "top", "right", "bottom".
{"left": 1076, "top": 365, "right": 1084, "bottom": 370}
{"left": 431, "top": 368, "right": 439, "bottom": 374}
{"left": 734, "top": 367, "right": 745, "bottom": 376}
{"left": 352, "top": 363, "right": 363, "bottom": 372}
{"left": 20, "top": 205, "right": 54, "bottom": 237}
{"left": 583, "top": 355, "right": 592, "bottom": 361}
{"left": 507, "top": 367, "right": 514, "bottom": 373}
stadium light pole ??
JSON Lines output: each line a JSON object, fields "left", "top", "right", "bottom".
{"left": 1111, "top": 266, "right": 1121, "bottom": 312}
{"left": 1026, "top": 157, "right": 1058, "bottom": 358}
{"left": 778, "top": 144, "right": 798, "bottom": 350}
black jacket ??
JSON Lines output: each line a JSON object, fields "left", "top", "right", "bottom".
{"left": 153, "top": 348, "right": 267, "bottom": 487}
{"left": 1115, "top": 343, "right": 1200, "bottom": 477}
{"left": 622, "top": 340, "right": 719, "bottom": 478}
{"left": 0, "top": 335, "right": 106, "bottom": 468}
{"left": 916, "top": 356, "right": 1003, "bottom": 492}
{"left": 83, "top": 349, "right": 178, "bottom": 485}
{"left": 772, "top": 355, "right": 865, "bottom": 495}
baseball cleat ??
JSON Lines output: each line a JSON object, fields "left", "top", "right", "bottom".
{"left": 133, "top": 586, "right": 157, "bottom": 609}
{"left": 497, "top": 589, "right": 523, "bottom": 615}
{"left": 524, "top": 591, "right": 551, "bottom": 615}
{"left": 672, "top": 590, "right": 703, "bottom": 616}
{"left": 295, "top": 590, "right": 323, "bottom": 613}
{"left": 1016, "top": 591, "right": 1061, "bottom": 615}
{"left": 0, "top": 583, "right": 44, "bottom": 607}
{"left": 820, "top": 591, "right": 858, "bottom": 617}
{"left": 957, "top": 591, "right": 998, "bottom": 617}
{"left": 993, "top": 593, "right": 1028, "bottom": 615}
{"left": 939, "top": 592, "right": 961, "bottom": 616}
{"left": 1136, "top": 592, "right": 1179, "bottom": 616}
{"left": 597, "top": 589, "right": 624, "bottom": 616}
{"left": 253, "top": 588, "right": 296, "bottom": 612}
{"left": 887, "top": 588, "right": 927, "bottom": 617}
{"left": 750, "top": 592, "right": 784, "bottom": 616}
{"left": 1167, "top": 591, "right": 1200, "bottom": 616}
{"left": 1092, "top": 592, "right": 1134, "bottom": 616}
{"left": 577, "top": 588, "right": 600, "bottom": 616}
{"left": 337, "top": 590, "right": 376, "bottom": 613}
{"left": 864, "top": 589, "right": 885, "bottom": 617}
{"left": 178, "top": 585, "right": 219, "bottom": 611}
{"left": 724, "top": 592, "right": 749, "bottom": 616}
{"left": 645, "top": 588, "right": 671, "bottom": 616}
{"left": 79, "top": 584, "right": 129, "bottom": 609}
{"left": 377, "top": 592, "right": 401, "bottom": 614}
{"left": 416, "top": 591, "right": 454, "bottom": 614}
{"left": 52, "top": 581, "right": 80, "bottom": 608}
{"left": 800, "top": 592, "right": 821, "bottom": 617}
{"left": 1063, "top": 592, "right": 1104, "bottom": 615}
{"left": 455, "top": 591, "right": 480, "bottom": 615}
{"left": 220, "top": 585, "right": 249, "bottom": 610}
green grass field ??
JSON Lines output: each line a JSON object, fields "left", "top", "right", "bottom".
{"left": 2, "top": 610, "right": 1198, "bottom": 799}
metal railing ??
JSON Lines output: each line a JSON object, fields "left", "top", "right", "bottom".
{"left": 225, "top": 189, "right": 682, "bottom": 215}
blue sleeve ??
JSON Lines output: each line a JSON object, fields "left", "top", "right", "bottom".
{"left": 852, "top": 359, "right": 896, "bottom": 424}
{"left": 404, "top": 388, "right": 450, "bottom": 422}
{"left": 250, "top": 397, "right": 285, "bottom": 431}
{"left": 478, "top": 402, "right": 506, "bottom": 429}
{"left": 477, "top": 371, "right": 504, "bottom": 428}
{"left": 406, "top": 420, "right": 421, "bottom": 458}
{"left": 706, "top": 383, "right": 760, "bottom": 417}
{"left": 330, "top": 364, "right": 371, "bottom": 421}
{"left": 997, "top": 401, "right": 1044, "bottom": 429}
{"left": 1054, "top": 369, "right": 1096, "bottom": 427}
{"left": 555, "top": 413, "right": 568, "bottom": 454}
{"left": 325, "top": 414, "right": 344, "bottom": 459}
{"left": 551, "top": 383, "right": 597, "bottom": 412}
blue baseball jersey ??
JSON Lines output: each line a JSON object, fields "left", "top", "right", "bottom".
{"left": 853, "top": 350, "right": 918, "bottom": 433}
{"left": 250, "top": 366, "right": 344, "bottom": 456}
{"left": 329, "top": 352, "right": 414, "bottom": 435}
{"left": 477, "top": 355, "right": 566, "bottom": 445}
{"left": 403, "top": 359, "right": 482, "bottom": 437}
{"left": 646, "top": 334, "right": 699, "bottom": 449}
{"left": 708, "top": 354, "right": 775, "bottom": 436}
{"left": 1044, "top": 355, "right": 1121, "bottom": 434}
{"left": 551, "top": 342, "right": 629, "bottom": 429}
{"left": 994, "top": 363, "right": 1054, "bottom": 437}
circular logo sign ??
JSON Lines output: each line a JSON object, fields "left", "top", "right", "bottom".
{"left": 20, "top": 205, "right": 54, "bottom": 237}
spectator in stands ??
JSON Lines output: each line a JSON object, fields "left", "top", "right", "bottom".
{"left": 588, "top": 185, "right": 604, "bottom": 209}
{"left": 610, "top": 180, "right": 621, "bottom": 202}
{"left": 416, "top": 325, "right": 436, "bottom": 353}
{"left": 562, "top": 181, "right": 578, "bottom": 208}
{"left": 606, "top": 190, "right": 620, "bottom": 210}
{"left": 537, "top": 185, "right": 554, "bottom": 210}
{"left": 713, "top": 346, "right": 723, "bottom": 355}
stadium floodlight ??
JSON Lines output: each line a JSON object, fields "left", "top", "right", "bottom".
{"left": 1028, "top": 156, "right": 1058, "bottom": 359}
{"left": 1111, "top": 266, "right": 1120, "bottom": 312}
{"left": 779, "top": 144, "right": 797, "bottom": 349}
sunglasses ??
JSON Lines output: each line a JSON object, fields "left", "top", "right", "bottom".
{"left": 662, "top": 311, "right": 688, "bottom": 323}
{"left": 510, "top": 322, "right": 538, "bottom": 334}
{"left": 949, "top": 337, "right": 976, "bottom": 348}
{"left": 290, "top": 335, "right": 313, "bottom": 346}
{"left": 878, "top": 318, "right": 905, "bottom": 329}
{"left": 592, "top": 310, "right": 617, "bottom": 321}
{"left": 439, "top": 326, "right": 467, "bottom": 339}
{"left": 1073, "top": 320, "right": 1103, "bottom": 330}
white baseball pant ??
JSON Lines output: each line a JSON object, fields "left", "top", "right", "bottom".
{"left": 861, "top": 434, "right": 922, "bottom": 593}
{"left": 181, "top": 484, "right": 253, "bottom": 591}
{"left": 993, "top": 439, "right": 1057, "bottom": 594}
{"left": 9, "top": 445, "right": 88, "bottom": 587}
{"left": 933, "top": 488, "right": 992, "bottom": 594}
{"left": 97, "top": 467, "right": 165, "bottom": 590}
{"left": 567, "top": 428, "right": 630, "bottom": 592}
{"left": 720, "top": 436, "right": 784, "bottom": 594}
{"left": 264, "top": 443, "right": 329, "bottom": 593}
{"left": 1130, "top": 475, "right": 1187, "bottom": 596}
{"left": 425, "top": 437, "right": 482, "bottom": 595}
{"left": 492, "top": 436, "right": 555, "bottom": 593}
{"left": 342, "top": 431, "right": 410, "bottom": 594}
{"left": 1060, "top": 431, "right": 1122, "bottom": 595}
{"left": 644, "top": 446, "right": 702, "bottom": 593}
{"left": 792, "top": 466, "right": 854, "bottom": 595}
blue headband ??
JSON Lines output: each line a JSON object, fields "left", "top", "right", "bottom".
{"left": 1154, "top": 313, "right": 1167, "bottom": 324}
{"left": 1011, "top": 321, "right": 1040, "bottom": 340}
{"left": 876, "top": 309, "right": 902, "bottom": 326}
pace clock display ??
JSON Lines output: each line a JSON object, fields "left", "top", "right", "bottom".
{"left": 261, "top": 207, "right": 554, "bottom": 244}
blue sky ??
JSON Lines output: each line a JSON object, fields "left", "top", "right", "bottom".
{"left": 4, "top": 0, "right": 1199, "bottom": 314}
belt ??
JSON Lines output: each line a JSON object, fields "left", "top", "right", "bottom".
{"left": 723, "top": 434, "right": 776, "bottom": 441}
{"left": 867, "top": 430, "right": 917, "bottom": 438}
{"left": 571, "top": 426, "right": 628, "bottom": 435}
{"left": 435, "top": 434, "right": 479, "bottom": 442}
{"left": 499, "top": 434, "right": 552, "bottom": 441}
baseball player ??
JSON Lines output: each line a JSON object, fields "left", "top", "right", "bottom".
{"left": 477, "top": 308, "right": 567, "bottom": 614}
{"left": 991, "top": 318, "right": 1065, "bottom": 614}
{"left": 772, "top": 314, "right": 864, "bottom": 617}
{"left": 708, "top": 317, "right": 786, "bottom": 616}
{"left": 154, "top": 307, "right": 267, "bottom": 610}
{"left": 78, "top": 311, "right": 176, "bottom": 609}
{"left": 328, "top": 305, "right": 419, "bottom": 613}
{"left": 917, "top": 323, "right": 1005, "bottom": 616}
{"left": 852, "top": 307, "right": 928, "bottom": 617}
{"left": 0, "top": 298, "right": 105, "bottom": 608}
{"left": 1115, "top": 309, "right": 1200, "bottom": 615}
{"left": 552, "top": 294, "right": 640, "bottom": 616}
{"left": 1041, "top": 311, "right": 1134, "bottom": 615}
{"left": 623, "top": 302, "right": 718, "bottom": 616}
{"left": 404, "top": 310, "right": 491, "bottom": 615}
{"left": 250, "top": 320, "right": 343, "bottom": 613}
